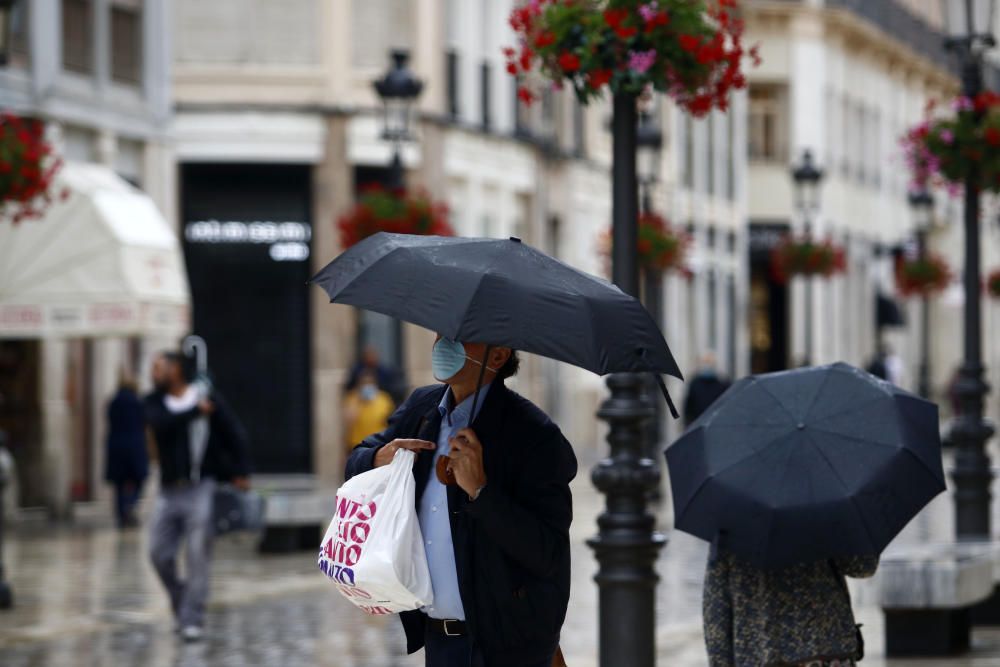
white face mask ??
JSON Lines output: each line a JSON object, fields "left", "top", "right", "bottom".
{"left": 431, "top": 338, "right": 500, "bottom": 382}
{"left": 360, "top": 384, "right": 377, "bottom": 401}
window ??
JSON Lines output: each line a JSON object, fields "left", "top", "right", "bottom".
{"left": 513, "top": 78, "right": 530, "bottom": 137}
{"left": 8, "top": 0, "right": 29, "bottom": 68}
{"left": 62, "top": 0, "right": 94, "bottom": 75}
{"left": 748, "top": 84, "right": 787, "bottom": 162}
{"left": 446, "top": 50, "right": 460, "bottom": 120}
{"left": 573, "top": 101, "right": 586, "bottom": 157}
{"left": 111, "top": 0, "right": 142, "bottom": 85}
{"left": 854, "top": 103, "right": 866, "bottom": 184}
{"left": 840, "top": 96, "right": 851, "bottom": 177}
{"left": 480, "top": 61, "right": 492, "bottom": 131}
{"left": 726, "top": 108, "right": 736, "bottom": 201}
{"left": 706, "top": 113, "right": 715, "bottom": 195}
{"left": 683, "top": 114, "right": 694, "bottom": 189}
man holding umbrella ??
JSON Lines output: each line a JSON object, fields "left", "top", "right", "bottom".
{"left": 317, "top": 232, "right": 683, "bottom": 666}
{"left": 345, "top": 336, "right": 577, "bottom": 667}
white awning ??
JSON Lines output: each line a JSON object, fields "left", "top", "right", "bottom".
{"left": 0, "top": 162, "right": 190, "bottom": 338}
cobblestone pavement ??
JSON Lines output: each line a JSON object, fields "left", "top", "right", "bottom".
{"left": 2, "top": 450, "right": 1000, "bottom": 666}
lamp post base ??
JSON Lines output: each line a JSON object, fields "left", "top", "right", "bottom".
{"left": 589, "top": 372, "right": 664, "bottom": 667}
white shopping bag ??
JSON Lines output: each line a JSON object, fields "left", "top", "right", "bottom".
{"left": 318, "top": 448, "right": 434, "bottom": 615}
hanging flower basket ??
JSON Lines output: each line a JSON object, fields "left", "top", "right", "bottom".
{"left": 337, "top": 187, "right": 454, "bottom": 249}
{"left": 987, "top": 268, "right": 1000, "bottom": 299}
{"left": 901, "top": 93, "right": 1000, "bottom": 194}
{"left": 505, "top": 0, "right": 759, "bottom": 115}
{"left": 598, "top": 211, "right": 693, "bottom": 277}
{"left": 894, "top": 253, "right": 952, "bottom": 298}
{"left": 770, "top": 235, "right": 846, "bottom": 283}
{"left": 0, "top": 112, "right": 65, "bottom": 223}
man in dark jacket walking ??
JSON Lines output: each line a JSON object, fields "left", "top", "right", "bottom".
{"left": 145, "top": 351, "right": 250, "bottom": 642}
{"left": 683, "top": 353, "right": 731, "bottom": 427}
{"left": 345, "top": 337, "right": 577, "bottom": 667}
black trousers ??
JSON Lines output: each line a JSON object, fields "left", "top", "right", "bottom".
{"left": 423, "top": 629, "right": 552, "bottom": 667}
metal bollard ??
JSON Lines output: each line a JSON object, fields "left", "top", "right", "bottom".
{"left": 0, "top": 429, "right": 13, "bottom": 609}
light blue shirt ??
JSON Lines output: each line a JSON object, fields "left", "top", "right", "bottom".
{"left": 418, "top": 382, "right": 491, "bottom": 620}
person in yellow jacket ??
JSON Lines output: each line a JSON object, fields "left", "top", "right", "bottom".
{"left": 343, "top": 371, "right": 396, "bottom": 451}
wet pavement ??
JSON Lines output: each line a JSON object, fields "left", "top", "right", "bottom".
{"left": 3, "top": 449, "right": 1000, "bottom": 666}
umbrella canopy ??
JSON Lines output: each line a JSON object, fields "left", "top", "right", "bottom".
{"left": 312, "top": 233, "right": 681, "bottom": 379}
{"left": 665, "top": 362, "right": 945, "bottom": 568}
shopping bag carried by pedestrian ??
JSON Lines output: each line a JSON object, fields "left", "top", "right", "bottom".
{"left": 212, "top": 485, "right": 265, "bottom": 535}
{"left": 318, "top": 448, "right": 433, "bottom": 614}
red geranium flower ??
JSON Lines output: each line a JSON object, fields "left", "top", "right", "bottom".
{"left": 603, "top": 8, "right": 628, "bottom": 28}
{"left": 535, "top": 31, "right": 556, "bottom": 48}
{"left": 678, "top": 34, "right": 700, "bottom": 53}
{"left": 559, "top": 52, "right": 581, "bottom": 72}
{"left": 588, "top": 69, "right": 613, "bottom": 89}
{"left": 987, "top": 127, "right": 1000, "bottom": 147}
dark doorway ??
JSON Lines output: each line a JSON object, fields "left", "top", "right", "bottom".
{"left": 0, "top": 340, "right": 41, "bottom": 507}
{"left": 749, "top": 223, "right": 790, "bottom": 374}
{"left": 181, "top": 164, "right": 313, "bottom": 474}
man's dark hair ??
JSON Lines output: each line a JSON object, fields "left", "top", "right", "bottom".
{"left": 161, "top": 350, "right": 194, "bottom": 383}
{"left": 497, "top": 350, "right": 520, "bottom": 381}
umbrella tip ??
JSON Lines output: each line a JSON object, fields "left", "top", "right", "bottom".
{"left": 509, "top": 236, "right": 522, "bottom": 243}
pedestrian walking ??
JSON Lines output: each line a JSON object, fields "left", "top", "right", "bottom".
{"left": 104, "top": 372, "right": 148, "bottom": 528}
{"left": 342, "top": 370, "right": 395, "bottom": 454}
{"left": 703, "top": 542, "right": 876, "bottom": 666}
{"left": 683, "top": 353, "right": 730, "bottom": 426}
{"left": 345, "top": 344, "right": 405, "bottom": 404}
{"left": 345, "top": 337, "right": 577, "bottom": 667}
{"left": 666, "top": 363, "right": 945, "bottom": 667}
{"left": 145, "top": 351, "right": 250, "bottom": 642}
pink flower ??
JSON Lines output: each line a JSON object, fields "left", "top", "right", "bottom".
{"left": 939, "top": 129, "right": 955, "bottom": 144}
{"left": 953, "top": 96, "right": 975, "bottom": 112}
{"left": 628, "top": 49, "right": 657, "bottom": 74}
{"left": 638, "top": 2, "right": 659, "bottom": 22}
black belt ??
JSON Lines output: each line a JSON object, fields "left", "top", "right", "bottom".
{"left": 426, "top": 617, "right": 467, "bottom": 637}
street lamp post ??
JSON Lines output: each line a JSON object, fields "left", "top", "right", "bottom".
{"left": 941, "top": 0, "right": 997, "bottom": 540}
{"left": 908, "top": 188, "right": 935, "bottom": 399}
{"left": 791, "top": 149, "right": 824, "bottom": 367}
{"left": 0, "top": 0, "right": 15, "bottom": 67}
{"left": 373, "top": 50, "right": 424, "bottom": 191}
{"left": 588, "top": 91, "right": 663, "bottom": 667}
{"left": 637, "top": 110, "right": 664, "bottom": 472}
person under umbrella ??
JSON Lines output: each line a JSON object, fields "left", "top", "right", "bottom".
{"left": 314, "top": 232, "right": 682, "bottom": 667}
{"left": 665, "top": 363, "right": 945, "bottom": 666}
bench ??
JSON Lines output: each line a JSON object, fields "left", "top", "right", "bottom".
{"left": 879, "top": 541, "right": 1000, "bottom": 656}
{"left": 254, "top": 475, "right": 337, "bottom": 553}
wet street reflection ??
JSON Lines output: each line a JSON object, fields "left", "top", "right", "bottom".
{"left": 3, "top": 450, "right": 1000, "bottom": 666}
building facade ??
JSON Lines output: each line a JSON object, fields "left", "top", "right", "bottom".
{"left": 171, "top": 0, "right": 749, "bottom": 483}
{"left": 0, "top": 0, "right": 178, "bottom": 516}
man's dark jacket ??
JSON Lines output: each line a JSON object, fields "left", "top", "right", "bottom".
{"left": 145, "top": 390, "right": 250, "bottom": 486}
{"left": 683, "top": 372, "right": 731, "bottom": 427}
{"left": 345, "top": 382, "right": 577, "bottom": 667}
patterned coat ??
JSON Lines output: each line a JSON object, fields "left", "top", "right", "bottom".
{"left": 703, "top": 550, "right": 878, "bottom": 666}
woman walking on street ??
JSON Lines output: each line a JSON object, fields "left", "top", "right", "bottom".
{"left": 104, "top": 371, "right": 148, "bottom": 528}
{"left": 702, "top": 537, "right": 877, "bottom": 667}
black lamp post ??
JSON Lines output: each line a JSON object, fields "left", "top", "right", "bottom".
{"left": 636, "top": 110, "right": 665, "bottom": 475}
{"left": 0, "top": 0, "right": 15, "bottom": 67}
{"left": 588, "top": 91, "right": 663, "bottom": 667}
{"left": 373, "top": 50, "right": 424, "bottom": 191}
{"left": 940, "top": 0, "right": 997, "bottom": 540}
{"left": 0, "top": 429, "right": 12, "bottom": 610}
{"left": 908, "top": 187, "right": 935, "bottom": 399}
{"left": 791, "top": 149, "right": 824, "bottom": 367}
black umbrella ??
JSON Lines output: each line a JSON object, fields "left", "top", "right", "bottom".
{"left": 312, "top": 233, "right": 682, "bottom": 412}
{"left": 665, "top": 362, "right": 945, "bottom": 568}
